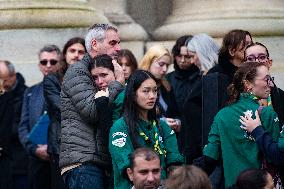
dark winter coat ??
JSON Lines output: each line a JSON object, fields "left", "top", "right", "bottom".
{"left": 18, "top": 82, "right": 45, "bottom": 156}
{"left": 0, "top": 73, "right": 28, "bottom": 174}
{"left": 181, "top": 58, "right": 237, "bottom": 163}
{"left": 166, "top": 65, "right": 201, "bottom": 113}
{"left": 270, "top": 86, "right": 284, "bottom": 127}
{"left": 43, "top": 73, "right": 61, "bottom": 155}
{"left": 158, "top": 84, "right": 180, "bottom": 119}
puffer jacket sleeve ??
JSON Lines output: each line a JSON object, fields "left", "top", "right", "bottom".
{"left": 61, "top": 55, "right": 124, "bottom": 126}
{"left": 61, "top": 59, "right": 99, "bottom": 124}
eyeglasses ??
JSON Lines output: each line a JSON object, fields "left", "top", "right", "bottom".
{"left": 176, "top": 55, "right": 194, "bottom": 62}
{"left": 255, "top": 75, "right": 275, "bottom": 86}
{"left": 246, "top": 54, "right": 268, "bottom": 63}
{"left": 39, "top": 59, "right": 58, "bottom": 66}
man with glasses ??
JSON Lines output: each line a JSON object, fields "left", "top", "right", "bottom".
{"left": 60, "top": 23, "right": 124, "bottom": 189}
{"left": 245, "top": 42, "right": 284, "bottom": 127}
{"left": 18, "top": 45, "right": 61, "bottom": 189}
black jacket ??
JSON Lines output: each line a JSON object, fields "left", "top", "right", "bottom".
{"left": 181, "top": 58, "right": 237, "bottom": 163}
{"left": 0, "top": 73, "right": 28, "bottom": 174}
{"left": 166, "top": 65, "right": 201, "bottom": 113}
{"left": 43, "top": 73, "right": 61, "bottom": 155}
{"left": 158, "top": 84, "right": 180, "bottom": 119}
{"left": 180, "top": 77, "right": 202, "bottom": 163}
{"left": 202, "top": 58, "right": 237, "bottom": 144}
{"left": 271, "top": 86, "right": 284, "bottom": 127}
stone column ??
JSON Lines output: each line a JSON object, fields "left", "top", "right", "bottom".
{"left": 0, "top": 0, "right": 108, "bottom": 85}
{"left": 89, "top": 0, "right": 148, "bottom": 60}
{"left": 0, "top": 0, "right": 108, "bottom": 29}
{"left": 154, "top": 0, "right": 284, "bottom": 40}
{"left": 154, "top": 0, "right": 284, "bottom": 89}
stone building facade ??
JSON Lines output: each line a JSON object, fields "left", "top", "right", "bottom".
{"left": 1, "top": 0, "right": 284, "bottom": 88}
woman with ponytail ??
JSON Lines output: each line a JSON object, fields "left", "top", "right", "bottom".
{"left": 195, "top": 62, "right": 280, "bottom": 188}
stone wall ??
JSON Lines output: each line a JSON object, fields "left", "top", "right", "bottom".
{"left": 0, "top": 0, "right": 284, "bottom": 89}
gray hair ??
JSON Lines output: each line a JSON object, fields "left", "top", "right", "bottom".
{"left": 38, "top": 44, "right": 62, "bottom": 60}
{"left": 0, "top": 60, "right": 15, "bottom": 76}
{"left": 187, "top": 34, "right": 220, "bottom": 72}
{"left": 85, "top": 23, "right": 118, "bottom": 54}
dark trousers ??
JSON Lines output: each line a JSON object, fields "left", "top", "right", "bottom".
{"left": 209, "top": 166, "right": 225, "bottom": 189}
{"left": 0, "top": 155, "right": 12, "bottom": 189}
{"left": 28, "top": 156, "right": 51, "bottom": 189}
{"left": 12, "top": 174, "right": 28, "bottom": 189}
{"left": 50, "top": 154, "right": 66, "bottom": 189}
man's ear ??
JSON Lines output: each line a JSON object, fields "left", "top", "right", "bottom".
{"left": 126, "top": 168, "right": 134, "bottom": 181}
{"left": 91, "top": 39, "right": 97, "bottom": 50}
{"left": 229, "top": 48, "right": 235, "bottom": 57}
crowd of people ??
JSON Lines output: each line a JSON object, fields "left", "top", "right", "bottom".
{"left": 0, "top": 23, "right": 284, "bottom": 189}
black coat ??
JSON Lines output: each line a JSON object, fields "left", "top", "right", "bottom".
{"left": 180, "top": 77, "right": 202, "bottom": 163}
{"left": 0, "top": 73, "right": 28, "bottom": 174}
{"left": 181, "top": 58, "right": 237, "bottom": 163}
{"left": 166, "top": 65, "right": 201, "bottom": 113}
{"left": 271, "top": 86, "right": 284, "bottom": 127}
{"left": 158, "top": 84, "right": 180, "bottom": 119}
{"left": 43, "top": 73, "right": 61, "bottom": 155}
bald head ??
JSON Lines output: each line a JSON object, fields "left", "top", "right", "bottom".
{"left": 0, "top": 60, "right": 17, "bottom": 92}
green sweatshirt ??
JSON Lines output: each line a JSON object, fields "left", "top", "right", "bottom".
{"left": 109, "top": 118, "right": 184, "bottom": 189}
{"left": 203, "top": 93, "right": 280, "bottom": 188}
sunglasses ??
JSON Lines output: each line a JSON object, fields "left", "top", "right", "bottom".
{"left": 39, "top": 59, "right": 58, "bottom": 66}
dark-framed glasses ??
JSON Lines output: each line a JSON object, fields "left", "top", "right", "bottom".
{"left": 256, "top": 75, "right": 275, "bottom": 86}
{"left": 39, "top": 59, "right": 58, "bottom": 66}
{"left": 246, "top": 54, "right": 268, "bottom": 63}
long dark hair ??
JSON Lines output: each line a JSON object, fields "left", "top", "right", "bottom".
{"left": 172, "top": 35, "right": 193, "bottom": 70}
{"left": 219, "top": 30, "right": 251, "bottom": 64}
{"left": 59, "top": 37, "right": 86, "bottom": 81}
{"left": 89, "top": 54, "right": 114, "bottom": 72}
{"left": 123, "top": 70, "right": 158, "bottom": 148}
{"left": 62, "top": 37, "right": 86, "bottom": 60}
{"left": 227, "top": 61, "right": 266, "bottom": 105}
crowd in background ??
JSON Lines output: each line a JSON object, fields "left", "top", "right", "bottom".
{"left": 0, "top": 23, "right": 284, "bottom": 189}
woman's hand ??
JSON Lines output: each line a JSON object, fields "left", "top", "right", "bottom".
{"left": 239, "top": 110, "right": 261, "bottom": 133}
{"left": 165, "top": 118, "right": 181, "bottom": 132}
{"left": 112, "top": 59, "right": 125, "bottom": 85}
{"left": 95, "top": 88, "right": 109, "bottom": 99}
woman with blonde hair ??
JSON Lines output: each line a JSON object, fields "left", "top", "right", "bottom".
{"left": 140, "top": 45, "right": 181, "bottom": 133}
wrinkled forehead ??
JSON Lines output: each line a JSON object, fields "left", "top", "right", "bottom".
{"left": 39, "top": 51, "right": 60, "bottom": 60}
{"left": 0, "top": 63, "right": 9, "bottom": 77}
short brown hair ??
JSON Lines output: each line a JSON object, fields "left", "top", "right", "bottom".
{"left": 129, "top": 148, "right": 160, "bottom": 169}
{"left": 166, "top": 165, "right": 212, "bottom": 189}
